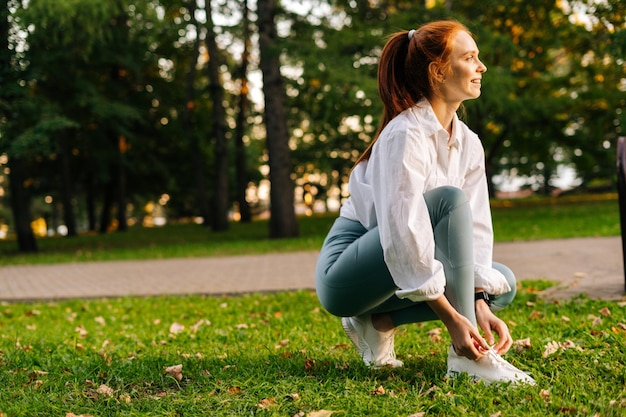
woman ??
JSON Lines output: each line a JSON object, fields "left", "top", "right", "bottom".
{"left": 315, "top": 20, "right": 535, "bottom": 385}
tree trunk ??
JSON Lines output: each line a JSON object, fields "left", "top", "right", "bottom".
{"left": 234, "top": 0, "right": 252, "bottom": 223}
{"left": 185, "top": 0, "right": 211, "bottom": 225}
{"left": 59, "top": 129, "right": 77, "bottom": 236}
{"left": 99, "top": 179, "right": 114, "bottom": 234}
{"left": 258, "top": 0, "right": 299, "bottom": 238}
{"left": 205, "top": 0, "right": 230, "bottom": 231}
{"left": 85, "top": 172, "right": 97, "bottom": 231}
{"left": 116, "top": 135, "right": 128, "bottom": 231}
{"left": 7, "top": 158, "right": 38, "bottom": 252}
{"left": 2, "top": 2, "right": 37, "bottom": 252}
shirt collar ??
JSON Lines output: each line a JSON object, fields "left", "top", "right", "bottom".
{"left": 412, "top": 99, "right": 463, "bottom": 152}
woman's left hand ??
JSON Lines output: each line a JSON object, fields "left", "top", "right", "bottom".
{"left": 475, "top": 300, "right": 512, "bottom": 355}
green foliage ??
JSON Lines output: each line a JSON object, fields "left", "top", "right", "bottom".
{"left": 0, "top": 288, "right": 624, "bottom": 416}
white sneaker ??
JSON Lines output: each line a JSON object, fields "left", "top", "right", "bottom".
{"left": 446, "top": 345, "right": 536, "bottom": 386}
{"left": 341, "top": 316, "right": 403, "bottom": 368}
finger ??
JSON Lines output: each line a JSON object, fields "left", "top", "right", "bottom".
{"left": 483, "top": 327, "right": 495, "bottom": 346}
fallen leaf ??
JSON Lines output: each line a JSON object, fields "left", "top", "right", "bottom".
{"left": 119, "top": 393, "right": 131, "bottom": 403}
{"left": 371, "top": 385, "right": 386, "bottom": 395}
{"left": 304, "top": 358, "right": 315, "bottom": 371}
{"left": 540, "top": 389, "right": 551, "bottom": 401}
{"left": 587, "top": 315, "right": 602, "bottom": 326}
{"left": 598, "top": 307, "right": 611, "bottom": 317}
{"left": 561, "top": 316, "right": 571, "bottom": 322}
{"left": 164, "top": 364, "right": 183, "bottom": 381}
{"left": 97, "top": 384, "right": 114, "bottom": 397}
{"left": 528, "top": 310, "right": 542, "bottom": 320}
{"left": 542, "top": 341, "right": 560, "bottom": 358}
{"left": 258, "top": 398, "right": 277, "bottom": 408}
{"left": 427, "top": 328, "right": 443, "bottom": 343}
{"left": 94, "top": 316, "right": 106, "bottom": 326}
{"left": 275, "top": 339, "right": 290, "bottom": 349}
{"left": 408, "top": 413, "right": 425, "bottom": 417}
{"left": 169, "top": 323, "right": 185, "bottom": 334}
{"left": 227, "top": 386, "right": 242, "bottom": 395}
{"left": 190, "top": 319, "right": 210, "bottom": 332}
{"left": 308, "top": 411, "right": 334, "bottom": 417}
{"left": 75, "top": 326, "right": 88, "bottom": 338}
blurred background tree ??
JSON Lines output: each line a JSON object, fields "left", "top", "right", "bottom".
{"left": 0, "top": 0, "right": 624, "bottom": 251}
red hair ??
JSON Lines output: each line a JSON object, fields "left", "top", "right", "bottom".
{"left": 355, "top": 20, "right": 470, "bottom": 165}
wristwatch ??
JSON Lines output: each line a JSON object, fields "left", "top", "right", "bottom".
{"left": 474, "top": 291, "right": 491, "bottom": 306}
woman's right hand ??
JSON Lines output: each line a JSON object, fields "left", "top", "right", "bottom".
{"left": 445, "top": 313, "right": 490, "bottom": 360}
{"left": 427, "top": 295, "right": 490, "bottom": 360}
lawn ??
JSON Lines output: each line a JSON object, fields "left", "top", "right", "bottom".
{"left": 0, "top": 194, "right": 624, "bottom": 416}
{"left": 0, "top": 283, "right": 624, "bottom": 416}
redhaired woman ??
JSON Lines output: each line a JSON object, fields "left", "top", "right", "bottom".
{"left": 315, "top": 20, "right": 535, "bottom": 385}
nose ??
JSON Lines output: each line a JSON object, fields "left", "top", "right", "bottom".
{"left": 478, "top": 59, "right": 487, "bottom": 73}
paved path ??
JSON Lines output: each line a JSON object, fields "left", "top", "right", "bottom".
{"left": 0, "top": 236, "right": 624, "bottom": 302}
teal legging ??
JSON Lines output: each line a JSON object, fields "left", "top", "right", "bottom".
{"left": 315, "top": 186, "right": 516, "bottom": 327}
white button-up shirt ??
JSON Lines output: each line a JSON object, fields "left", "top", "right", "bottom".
{"left": 340, "top": 100, "right": 511, "bottom": 302}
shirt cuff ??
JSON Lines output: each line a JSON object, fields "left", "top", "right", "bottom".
{"left": 474, "top": 264, "right": 511, "bottom": 295}
{"left": 394, "top": 271, "right": 446, "bottom": 302}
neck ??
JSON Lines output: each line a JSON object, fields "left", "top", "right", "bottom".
{"left": 429, "top": 97, "right": 460, "bottom": 135}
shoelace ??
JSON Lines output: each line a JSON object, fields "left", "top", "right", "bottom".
{"left": 483, "top": 349, "right": 506, "bottom": 368}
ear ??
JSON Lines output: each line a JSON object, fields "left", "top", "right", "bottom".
{"left": 428, "top": 61, "right": 445, "bottom": 83}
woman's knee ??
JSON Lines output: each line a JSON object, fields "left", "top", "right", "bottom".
{"left": 425, "top": 186, "right": 468, "bottom": 208}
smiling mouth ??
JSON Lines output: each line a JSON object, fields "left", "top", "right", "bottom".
{"left": 471, "top": 79, "right": 481, "bottom": 85}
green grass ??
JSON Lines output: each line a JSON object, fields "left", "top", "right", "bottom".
{"left": 0, "top": 284, "right": 624, "bottom": 416}
{"left": 0, "top": 194, "right": 620, "bottom": 266}
{"left": 0, "top": 194, "right": 624, "bottom": 416}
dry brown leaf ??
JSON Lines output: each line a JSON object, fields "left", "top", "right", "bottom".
{"left": 66, "top": 414, "right": 94, "bottom": 417}
{"left": 275, "top": 339, "right": 290, "bottom": 349}
{"left": 190, "top": 319, "right": 210, "bottom": 333}
{"left": 119, "top": 393, "right": 131, "bottom": 404}
{"left": 169, "top": 322, "right": 185, "bottom": 334}
{"left": 542, "top": 341, "right": 560, "bottom": 358}
{"left": 561, "top": 316, "right": 571, "bottom": 322}
{"left": 94, "top": 316, "right": 106, "bottom": 326}
{"left": 164, "top": 364, "right": 183, "bottom": 381}
{"left": 235, "top": 323, "right": 249, "bottom": 329}
{"left": 75, "top": 326, "right": 88, "bottom": 338}
{"left": 304, "top": 358, "right": 315, "bottom": 371}
{"left": 97, "top": 384, "right": 114, "bottom": 397}
{"left": 308, "top": 411, "right": 334, "bottom": 417}
{"left": 227, "top": 386, "right": 242, "bottom": 395}
{"left": 540, "top": 389, "right": 551, "bottom": 401}
{"left": 528, "top": 310, "right": 542, "bottom": 320}
{"left": 407, "top": 413, "right": 426, "bottom": 417}
{"left": 427, "top": 328, "right": 443, "bottom": 343}
{"left": 490, "top": 412, "right": 502, "bottom": 417}
{"left": 370, "top": 385, "right": 386, "bottom": 395}
{"left": 513, "top": 337, "right": 530, "bottom": 349}
{"left": 598, "top": 307, "right": 611, "bottom": 317}
{"left": 258, "top": 398, "right": 277, "bottom": 409}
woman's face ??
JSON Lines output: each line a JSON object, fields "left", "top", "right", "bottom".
{"left": 439, "top": 31, "right": 487, "bottom": 104}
